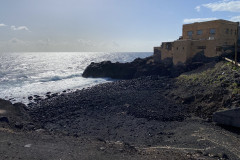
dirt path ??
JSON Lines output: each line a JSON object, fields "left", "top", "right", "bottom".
{"left": 0, "top": 127, "right": 209, "bottom": 160}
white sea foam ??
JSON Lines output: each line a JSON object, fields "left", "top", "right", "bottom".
{"left": 0, "top": 52, "right": 152, "bottom": 104}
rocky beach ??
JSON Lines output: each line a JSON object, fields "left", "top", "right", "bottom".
{"left": 1, "top": 56, "right": 240, "bottom": 159}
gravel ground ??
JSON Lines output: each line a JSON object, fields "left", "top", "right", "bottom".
{"left": 28, "top": 72, "right": 240, "bottom": 159}
{"left": 1, "top": 61, "right": 240, "bottom": 159}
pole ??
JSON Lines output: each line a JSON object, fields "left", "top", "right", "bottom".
{"left": 235, "top": 22, "right": 239, "bottom": 66}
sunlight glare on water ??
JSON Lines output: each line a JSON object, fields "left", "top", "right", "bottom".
{"left": 0, "top": 52, "right": 152, "bottom": 104}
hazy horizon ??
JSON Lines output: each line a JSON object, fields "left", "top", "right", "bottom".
{"left": 1, "top": 0, "right": 240, "bottom": 52}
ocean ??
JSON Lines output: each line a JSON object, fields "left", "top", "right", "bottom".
{"left": 0, "top": 52, "right": 152, "bottom": 104}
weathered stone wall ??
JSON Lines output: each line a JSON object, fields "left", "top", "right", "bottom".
{"left": 153, "top": 20, "right": 239, "bottom": 66}
{"left": 158, "top": 42, "right": 174, "bottom": 61}
{"left": 182, "top": 20, "right": 238, "bottom": 42}
{"left": 172, "top": 40, "right": 192, "bottom": 65}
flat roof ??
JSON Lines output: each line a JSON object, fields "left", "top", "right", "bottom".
{"left": 183, "top": 19, "right": 238, "bottom": 26}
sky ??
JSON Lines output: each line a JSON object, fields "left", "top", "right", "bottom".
{"left": 1, "top": 0, "right": 240, "bottom": 52}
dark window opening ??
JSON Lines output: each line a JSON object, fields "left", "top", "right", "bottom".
{"left": 197, "top": 30, "right": 202, "bottom": 35}
{"left": 187, "top": 31, "right": 193, "bottom": 36}
{"left": 226, "top": 29, "right": 229, "bottom": 34}
{"left": 165, "top": 43, "right": 172, "bottom": 50}
{"left": 210, "top": 28, "right": 216, "bottom": 35}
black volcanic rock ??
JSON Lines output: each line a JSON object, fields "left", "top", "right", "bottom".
{"left": 82, "top": 56, "right": 174, "bottom": 79}
{"left": 0, "top": 99, "right": 36, "bottom": 130}
{"left": 82, "top": 61, "right": 136, "bottom": 79}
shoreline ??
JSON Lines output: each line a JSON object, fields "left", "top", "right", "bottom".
{"left": 1, "top": 60, "right": 240, "bottom": 159}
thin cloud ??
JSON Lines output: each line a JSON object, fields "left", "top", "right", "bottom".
{"left": 183, "top": 18, "right": 218, "bottom": 24}
{"left": 11, "top": 25, "right": 29, "bottom": 31}
{"left": 195, "top": 6, "right": 201, "bottom": 12}
{"left": 230, "top": 15, "right": 240, "bottom": 22}
{"left": 202, "top": 0, "right": 240, "bottom": 12}
{"left": 0, "top": 23, "right": 7, "bottom": 27}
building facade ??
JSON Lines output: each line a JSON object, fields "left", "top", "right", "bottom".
{"left": 154, "top": 20, "right": 240, "bottom": 65}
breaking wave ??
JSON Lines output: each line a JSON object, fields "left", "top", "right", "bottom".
{"left": 0, "top": 52, "right": 152, "bottom": 104}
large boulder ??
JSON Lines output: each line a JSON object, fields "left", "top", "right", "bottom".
{"left": 213, "top": 108, "right": 240, "bottom": 128}
{"left": 82, "top": 61, "right": 136, "bottom": 79}
{"left": 82, "top": 56, "right": 175, "bottom": 79}
{"left": 0, "top": 98, "right": 34, "bottom": 130}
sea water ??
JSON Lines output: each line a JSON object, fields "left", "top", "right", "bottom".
{"left": 0, "top": 52, "right": 152, "bottom": 104}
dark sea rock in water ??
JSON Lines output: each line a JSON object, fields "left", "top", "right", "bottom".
{"left": 82, "top": 56, "right": 176, "bottom": 79}
{"left": 83, "top": 61, "right": 135, "bottom": 79}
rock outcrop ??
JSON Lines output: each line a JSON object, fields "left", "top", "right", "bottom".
{"left": 82, "top": 55, "right": 210, "bottom": 79}
{"left": 82, "top": 56, "right": 177, "bottom": 79}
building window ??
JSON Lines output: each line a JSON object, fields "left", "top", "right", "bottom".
{"left": 187, "top": 31, "right": 193, "bottom": 36}
{"left": 176, "top": 47, "right": 178, "bottom": 50}
{"left": 231, "top": 29, "right": 233, "bottom": 35}
{"left": 165, "top": 43, "right": 172, "bottom": 50}
{"left": 210, "top": 28, "right": 216, "bottom": 35}
{"left": 183, "top": 47, "right": 184, "bottom": 50}
{"left": 226, "top": 28, "right": 229, "bottom": 34}
{"left": 197, "top": 30, "right": 202, "bottom": 35}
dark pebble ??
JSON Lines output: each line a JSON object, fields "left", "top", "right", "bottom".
{"left": 15, "top": 122, "right": 23, "bottom": 129}
{"left": 0, "top": 117, "right": 9, "bottom": 123}
{"left": 28, "top": 96, "right": 33, "bottom": 100}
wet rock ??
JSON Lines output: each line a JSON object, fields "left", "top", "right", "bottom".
{"left": 52, "top": 93, "right": 58, "bottom": 97}
{"left": 34, "top": 98, "right": 41, "bottom": 102}
{"left": 34, "top": 95, "right": 40, "bottom": 98}
{"left": 83, "top": 61, "right": 136, "bottom": 79}
{"left": 46, "top": 95, "right": 51, "bottom": 99}
{"left": 28, "top": 96, "right": 33, "bottom": 100}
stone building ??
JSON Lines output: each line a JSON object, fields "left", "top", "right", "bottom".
{"left": 154, "top": 19, "right": 240, "bottom": 65}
